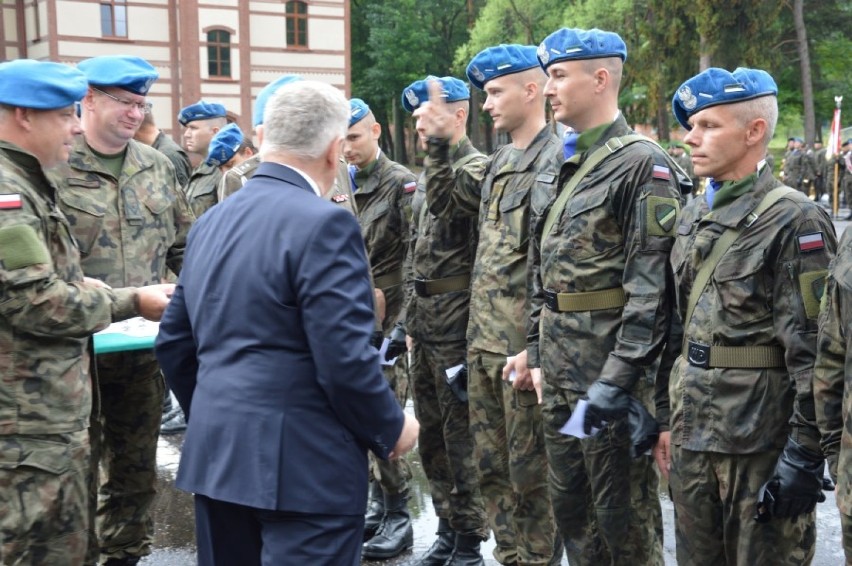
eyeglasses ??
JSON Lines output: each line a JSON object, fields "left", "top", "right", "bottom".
{"left": 91, "top": 87, "right": 152, "bottom": 115}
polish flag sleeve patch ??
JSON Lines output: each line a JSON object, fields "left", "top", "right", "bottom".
{"left": 0, "top": 194, "right": 23, "bottom": 209}
{"left": 798, "top": 232, "right": 825, "bottom": 253}
{"left": 652, "top": 165, "right": 671, "bottom": 180}
{"left": 403, "top": 181, "right": 416, "bottom": 194}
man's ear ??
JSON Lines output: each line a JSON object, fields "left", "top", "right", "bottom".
{"left": 14, "top": 107, "right": 33, "bottom": 131}
{"left": 371, "top": 121, "right": 381, "bottom": 140}
{"left": 256, "top": 124, "right": 265, "bottom": 147}
{"left": 745, "top": 118, "right": 768, "bottom": 148}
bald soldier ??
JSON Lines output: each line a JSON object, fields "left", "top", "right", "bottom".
{"left": 179, "top": 100, "right": 227, "bottom": 217}
{"left": 0, "top": 59, "right": 173, "bottom": 566}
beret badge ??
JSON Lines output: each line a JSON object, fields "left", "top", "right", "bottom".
{"left": 677, "top": 85, "right": 697, "bottom": 110}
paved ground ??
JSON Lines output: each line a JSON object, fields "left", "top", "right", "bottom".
{"left": 140, "top": 215, "right": 851, "bottom": 565}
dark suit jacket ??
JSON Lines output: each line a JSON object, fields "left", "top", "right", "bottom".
{"left": 155, "top": 162, "right": 405, "bottom": 515}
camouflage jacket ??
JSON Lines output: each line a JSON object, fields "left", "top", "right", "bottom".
{"left": 184, "top": 161, "right": 223, "bottom": 218}
{"left": 217, "top": 154, "right": 260, "bottom": 202}
{"left": 527, "top": 116, "right": 682, "bottom": 409}
{"left": 405, "top": 137, "right": 485, "bottom": 343}
{"left": 783, "top": 149, "right": 815, "bottom": 188}
{"left": 152, "top": 131, "right": 192, "bottom": 188}
{"left": 0, "top": 141, "right": 136, "bottom": 435}
{"left": 49, "top": 137, "right": 194, "bottom": 287}
{"left": 427, "top": 124, "right": 561, "bottom": 356}
{"left": 353, "top": 152, "right": 416, "bottom": 332}
{"left": 668, "top": 166, "right": 835, "bottom": 454}
{"left": 814, "top": 227, "right": 852, "bottom": 514}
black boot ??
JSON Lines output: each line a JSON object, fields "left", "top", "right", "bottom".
{"left": 444, "top": 533, "right": 485, "bottom": 566}
{"left": 413, "top": 517, "right": 454, "bottom": 565}
{"left": 361, "top": 491, "right": 413, "bottom": 559}
{"left": 363, "top": 479, "right": 384, "bottom": 542}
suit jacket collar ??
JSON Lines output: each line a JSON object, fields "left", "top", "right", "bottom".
{"left": 253, "top": 162, "right": 317, "bottom": 196}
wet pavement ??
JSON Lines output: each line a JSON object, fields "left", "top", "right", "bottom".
{"left": 140, "top": 219, "right": 851, "bottom": 566}
{"left": 141, "top": 401, "right": 844, "bottom": 566}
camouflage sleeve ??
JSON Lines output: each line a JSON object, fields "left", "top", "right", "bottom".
{"left": 654, "top": 291, "right": 683, "bottom": 431}
{"left": 0, "top": 208, "right": 136, "bottom": 337}
{"left": 218, "top": 169, "right": 245, "bottom": 202}
{"left": 814, "top": 268, "right": 846, "bottom": 480}
{"left": 526, "top": 166, "right": 560, "bottom": 369}
{"left": 391, "top": 167, "right": 416, "bottom": 326}
{"left": 166, "top": 184, "right": 195, "bottom": 276}
{"left": 425, "top": 138, "right": 486, "bottom": 219}
{"left": 598, "top": 152, "right": 680, "bottom": 391}
{"left": 773, "top": 210, "right": 836, "bottom": 453}
{"left": 402, "top": 186, "right": 423, "bottom": 329}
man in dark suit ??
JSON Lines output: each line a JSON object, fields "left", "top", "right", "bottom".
{"left": 155, "top": 80, "right": 419, "bottom": 566}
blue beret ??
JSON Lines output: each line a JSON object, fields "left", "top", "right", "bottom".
{"left": 205, "top": 123, "right": 244, "bottom": 168}
{"left": 349, "top": 98, "right": 371, "bottom": 127}
{"left": 672, "top": 67, "right": 777, "bottom": 130}
{"left": 466, "top": 44, "right": 539, "bottom": 91}
{"left": 253, "top": 74, "right": 303, "bottom": 128}
{"left": 0, "top": 60, "right": 88, "bottom": 109}
{"left": 178, "top": 100, "right": 227, "bottom": 126}
{"left": 537, "top": 28, "right": 627, "bottom": 70}
{"left": 77, "top": 55, "right": 158, "bottom": 96}
{"left": 401, "top": 75, "right": 470, "bottom": 113}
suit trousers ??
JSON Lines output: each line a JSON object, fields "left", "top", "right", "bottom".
{"left": 194, "top": 494, "right": 364, "bottom": 566}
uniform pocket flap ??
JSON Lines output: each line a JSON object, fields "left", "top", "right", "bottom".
{"left": 498, "top": 186, "right": 529, "bottom": 213}
{"left": 0, "top": 438, "right": 70, "bottom": 474}
{"left": 568, "top": 186, "right": 608, "bottom": 217}
{"left": 57, "top": 190, "right": 106, "bottom": 217}
{"left": 714, "top": 250, "right": 765, "bottom": 282}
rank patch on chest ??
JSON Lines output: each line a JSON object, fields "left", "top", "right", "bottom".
{"left": 331, "top": 194, "right": 349, "bottom": 203}
{"left": 797, "top": 232, "right": 825, "bottom": 253}
{"left": 403, "top": 181, "right": 416, "bottom": 194}
{"left": 0, "top": 193, "right": 23, "bottom": 209}
{"left": 652, "top": 165, "right": 671, "bottom": 180}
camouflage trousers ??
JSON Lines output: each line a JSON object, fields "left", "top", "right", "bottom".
{"left": 369, "top": 357, "right": 412, "bottom": 495}
{"left": 409, "top": 339, "right": 487, "bottom": 538}
{"left": 669, "top": 444, "right": 816, "bottom": 565}
{"left": 540, "top": 382, "right": 663, "bottom": 566}
{"left": 0, "top": 430, "right": 89, "bottom": 565}
{"left": 87, "top": 350, "right": 164, "bottom": 563}
{"left": 468, "top": 349, "right": 560, "bottom": 565}
{"left": 843, "top": 512, "right": 852, "bottom": 565}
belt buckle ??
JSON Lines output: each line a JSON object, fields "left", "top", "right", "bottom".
{"left": 687, "top": 340, "right": 710, "bottom": 369}
{"left": 543, "top": 291, "right": 558, "bottom": 311}
{"left": 414, "top": 279, "right": 428, "bottom": 297}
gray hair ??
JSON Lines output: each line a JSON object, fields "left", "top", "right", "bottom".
{"left": 737, "top": 95, "right": 778, "bottom": 147}
{"left": 260, "top": 81, "right": 349, "bottom": 161}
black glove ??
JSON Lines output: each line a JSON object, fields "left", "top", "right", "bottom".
{"left": 384, "top": 322, "right": 407, "bottom": 361}
{"left": 627, "top": 397, "right": 659, "bottom": 459}
{"left": 369, "top": 330, "right": 384, "bottom": 350}
{"left": 755, "top": 438, "right": 825, "bottom": 523}
{"left": 583, "top": 380, "right": 631, "bottom": 435}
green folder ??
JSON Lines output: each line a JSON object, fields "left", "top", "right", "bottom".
{"left": 93, "top": 318, "right": 159, "bottom": 354}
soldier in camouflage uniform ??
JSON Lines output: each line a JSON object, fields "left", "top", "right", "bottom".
{"left": 815, "top": 227, "right": 852, "bottom": 563}
{"left": 783, "top": 137, "right": 813, "bottom": 195}
{"left": 47, "top": 55, "right": 195, "bottom": 566}
{"left": 525, "top": 28, "right": 683, "bottom": 565}
{"left": 425, "top": 45, "right": 561, "bottom": 565}
{"left": 401, "top": 76, "right": 488, "bottom": 565}
{"left": 133, "top": 112, "right": 192, "bottom": 187}
{"left": 344, "top": 98, "right": 417, "bottom": 560}
{"left": 660, "top": 67, "right": 834, "bottom": 565}
{"left": 0, "top": 60, "right": 174, "bottom": 566}
{"left": 179, "top": 100, "right": 227, "bottom": 218}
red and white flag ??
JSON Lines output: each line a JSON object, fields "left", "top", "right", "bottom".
{"left": 827, "top": 98, "right": 843, "bottom": 160}
{"left": 0, "top": 194, "right": 22, "bottom": 209}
